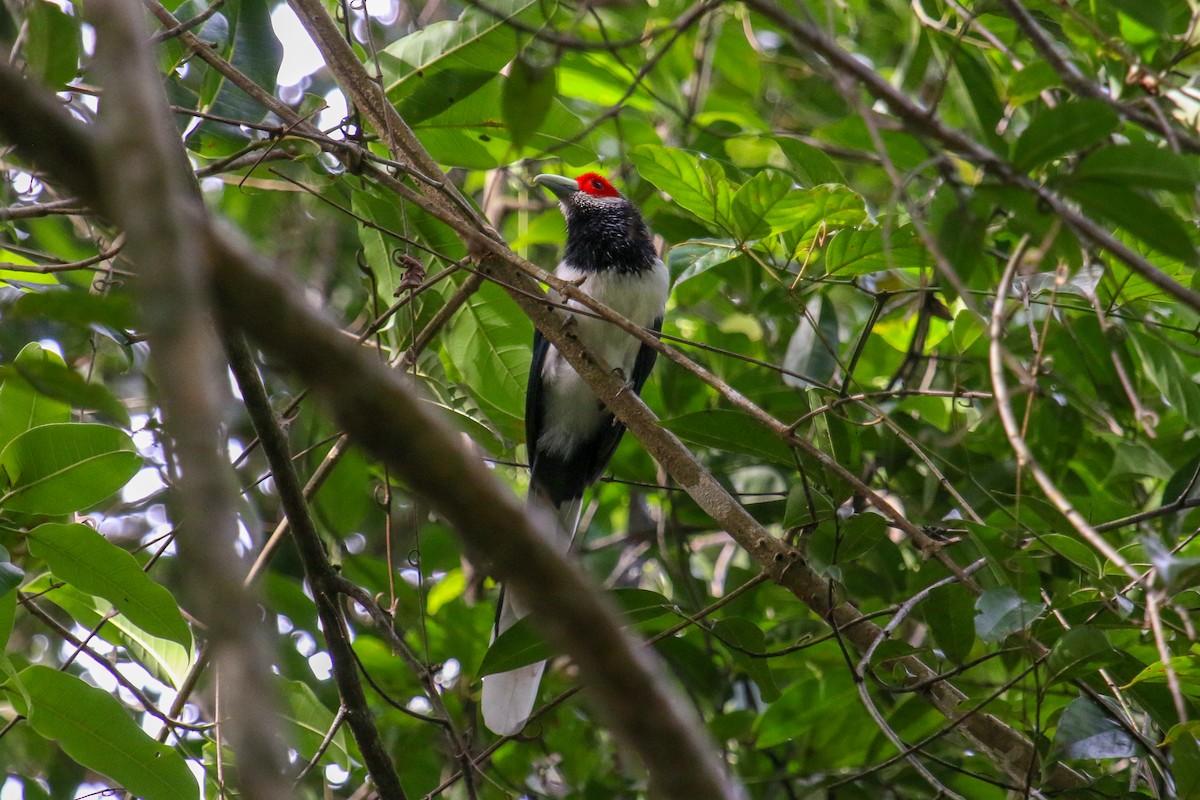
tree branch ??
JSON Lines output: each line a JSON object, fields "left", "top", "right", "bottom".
{"left": 84, "top": 0, "right": 291, "bottom": 797}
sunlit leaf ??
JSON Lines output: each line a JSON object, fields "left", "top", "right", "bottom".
{"left": 26, "top": 523, "right": 190, "bottom": 648}
{"left": 17, "top": 666, "right": 199, "bottom": 800}
{"left": 0, "top": 423, "right": 141, "bottom": 515}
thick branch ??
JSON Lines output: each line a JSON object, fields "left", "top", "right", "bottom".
{"left": 84, "top": 1, "right": 291, "bottom": 798}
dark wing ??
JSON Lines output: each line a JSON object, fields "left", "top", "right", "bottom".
{"left": 525, "top": 326, "right": 551, "bottom": 465}
{"left": 628, "top": 314, "right": 663, "bottom": 397}
{"left": 526, "top": 317, "right": 663, "bottom": 507}
{"left": 560, "top": 314, "right": 664, "bottom": 500}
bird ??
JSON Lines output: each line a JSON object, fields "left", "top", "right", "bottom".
{"left": 480, "top": 171, "right": 670, "bottom": 736}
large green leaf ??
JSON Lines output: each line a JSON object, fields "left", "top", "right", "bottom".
{"left": 1046, "top": 626, "right": 1119, "bottom": 684}
{"left": 24, "top": 0, "right": 80, "bottom": 90}
{"left": 502, "top": 55, "right": 558, "bottom": 150}
{"left": 661, "top": 409, "right": 793, "bottom": 466}
{"left": 443, "top": 280, "right": 531, "bottom": 440}
{"left": 2, "top": 356, "right": 129, "bottom": 428}
{"left": 382, "top": 0, "right": 551, "bottom": 124}
{"left": 1053, "top": 696, "right": 1141, "bottom": 760}
{"left": 0, "top": 343, "right": 71, "bottom": 454}
{"left": 185, "top": 0, "right": 283, "bottom": 157}
{"left": 0, "top": 423, "right": 141, "bottom": 514}
{"left": 0, "top": 545, "right": 24, "bottom": 601}
{"left": 713, "top": 617, "right": 780, "bottom": 701}
{"left": 284, "top": 679, "right": 353, "bottom": 769}
{"left": 630, "top": 145, "right": 736, "bottom": 232}
{"left": 16, "top": 666, "right": 199, "bottom": 800}
{"left": 820, "top": 223, "right": 927, "bottom": 276}
{"left": 1075, "top": 143, "right": 1200, "bottom": 192}
{"left": 26, "top": 523, "right": 190, "bottom": 649}
{"left": 1062, "top": 178, "right": 1198, "bottom": 265}
{"left": 477, "top": 588, "right": 673, "bottom": 677}
{"left": 1012, "top": 100, "right": 1119, "bottom": 171}
{"left": 27, "top": 576, "right": 193, "bottom": 688}
{"left": 974, "top": 587, "right": 1046, "bottom": 643}
{"left": 414, "top": 77, "right": 593, "bottom": 168}
{"left": 922, "top": 582, "right": 976, "bottom": 665}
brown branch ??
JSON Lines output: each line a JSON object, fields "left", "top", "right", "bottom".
{"left": 223, "top": 333, "right": 409, "bottom": 799}
{"left": 84, "top": 0, "right": 291, "bottom": 798}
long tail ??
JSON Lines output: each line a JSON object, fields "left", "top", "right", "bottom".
{"left": 480, "top": 497, "right": 582, "bottom": 736}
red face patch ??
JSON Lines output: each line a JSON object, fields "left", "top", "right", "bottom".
{"left": 575, "top": 172, "right": 620, "bottom": 198}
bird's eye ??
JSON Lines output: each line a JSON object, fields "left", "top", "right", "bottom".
{"left": 591, "top": 179, "right": 603, "bottom": 189}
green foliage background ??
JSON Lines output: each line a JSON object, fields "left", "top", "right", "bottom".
{"left": 2, "top": 0, "right": 1200, "bottom": 797}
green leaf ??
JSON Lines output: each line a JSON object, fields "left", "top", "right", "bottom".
{"left": 661, "top": 409, "right": 794, "bottom": 466}
{"left": 1076, "top": 143, "right": 1200, "bottom": 192}
{"left": 0, "top": 589, "right": 15, "bottom": 651}
{"left": 713, "top": 617, "right": 779, "bottom": 701}
{"left": 17, "top": 666, "right": 199, "bottom": 800}
{"left": 478, "top": 588, "right": 673, "bottom": 677}
{"left": 835, "top": 513, "right": 888, "bottom": 561}
{"left": 443, "top": 280, "right": 531, "bottom": 440}
{"left": 10, "top": 290, "right": 138, "bottom": 332}
{"left": 1062, "top": 178, "right": 1198, "bottom": 265}
{"left": 1129, "top": 331, "right": 1200, "bottom": 429}
{"left": 782, "top": 485, "right": 835, "bottom": 529}
{"left": 26, "top": 523, "right": 190, "bottom": 648}
{"left": 426, "top": 568, "right": 467, "bottom": 615}
{"left": 1012, "top": 100, "right": 1120, "bottom": 171}
{"left": 1053, "top": 696, "right": 1141, "bottom": 760}
{"left": 4, "top": 356, "right": 129, "bottom": 427}
{"left": 731, "top": 170, "right": 794, "bottom": 240}
{"left": 974, "top": 587, "right": 1046, "bottom": 643}
{"left": 773, "top": 136, "right": 845, "bottom": 186}
{"left": 414, "top": 77, "right": 593, "bottom": 168}
{"left": 283, "top": 679, "right": 352, "bottom": 769}
{"left": 0, "top": 343, "right": 71, "bottom": 454}
{"left": 612, "top": 588, "right": 675, "bottom": 624}
{"left": 821, "top": 224, "right": 927, "bottom": 276}
{"left": 782, "top": 295, "right": 839, "bottom": 389}
{"left": 502, "top": 54, "right": 558, "bottom": 150}
{"left": 1141, "top": 534, "right": 1200, "bottom": 595}
{"left": 0, "top": 423, "right": 142, "bottom": 515}
{"left": 188, "top": 0, "right": 283, "bottom": 151}
{"left": 1099, "top": 0, "right": 1169, "bottom": 34}
{"left": 477, "top": 618, "right": 550, "bottom": 678}
{"left": 667, "top": 240, "right": 739, "bottom": 286}
{"left": 27, "top": 577, "right": 192, "bottom": 687}
{"left": 923, "top": 583, "right": 976, "bottom": 664}
{"left": 0, "top": 545, "right": 23, "bottom": 599}
{"left": 382, "top": 0, "right": 548, "bottom": 123}
{"left": 630, "top": 145, "right": 735, "bottom": 231}
{"left": 771, "top": 185, "right": 868, "bottom": 248}
{"left": 1047, "top": 627, "right": 1118, "bottom": 683}
{"left": 0, "top": 249, "right": 59, "bottom": 287}
{"left": 1171, "top": 732, "right": 1200, "bottom": 798}
{"left": 756, "top": 668, "right": 857, "bottom": 748}
{"left": 25, "top": 0, "right": 80, "bottom": 90}
{"left": 1008, "top": 61, "right": 1061, "bottom": 106}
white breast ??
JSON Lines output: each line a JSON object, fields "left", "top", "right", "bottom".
{"left": 536, "top": 259, "right": 669, "bottom": 457}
